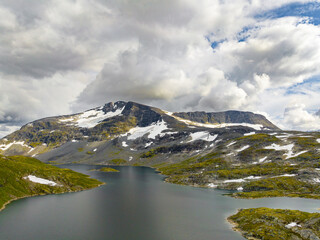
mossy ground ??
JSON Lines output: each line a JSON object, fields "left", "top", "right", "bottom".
{"left": 90, "top": 167, "right": 119, "bottom": 172}
{"left": 108, "top": 158, "right": 128, "bottom": 165}
{"left": 228, "top": 208, "right": 320, "bottom": 240}
{"left": 233, "top": 177, "right": 320, "bottom": 199}
{"left": 0, "top": 155, "right": 103, "bottom": 211}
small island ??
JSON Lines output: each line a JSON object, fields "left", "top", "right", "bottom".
{"left": 228, "top": 208, "right": 320, "bottom": 240}
{"left": 90, "top": 167, "right": 120, "bottom": 172}
{"left": 0, "top": 155, "right": 104, "bottom": 211}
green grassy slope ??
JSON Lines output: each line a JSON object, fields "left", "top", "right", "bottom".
{"left": 0, "top": 155, "right": 103, "bottom": 210}
{"left": 228, "top": 208, "right": 320, "bottom": 240}
{"left": 156, "top": 133, "right": 320, "bottom": 199}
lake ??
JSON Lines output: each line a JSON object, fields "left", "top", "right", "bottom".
{"left": 0, "top": 165, "right": 319, "bottom": 240}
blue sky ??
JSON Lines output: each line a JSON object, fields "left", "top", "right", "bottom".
{"left": 256, "top": 2, "right": 320, "bottom": 25}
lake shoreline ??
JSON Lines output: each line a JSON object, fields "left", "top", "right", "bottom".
{"left": 0, "top": 182, "right": 105, "bottom": 213}
{"left": 227, "top": 216, "right": 260, "bottom": 240}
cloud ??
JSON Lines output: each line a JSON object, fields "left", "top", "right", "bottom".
{"left": 0, "top": 124, "right": 20, "bottom": 138}
{"left": 76, "top": 8, "right": 320, "bottom": 117}
{"left": 0, "top": 71, "right": 90, "bottom": 124}
{"left": 284, "top": 104, "right": 320, "bottom": 131}
{"left": 0, "top": 0, "right": 319, "bottom": 135}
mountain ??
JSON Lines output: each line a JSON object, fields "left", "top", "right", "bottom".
{"left": 0, "top": 100, "right": 277, "bottom": 156}
{"left": 1, "top": 100, "right": 320, "bottom": 199}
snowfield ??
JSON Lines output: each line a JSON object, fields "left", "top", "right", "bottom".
{"left": 59, "top": 106, "right": 125, "bottom": 128}
{"left": 126, "top": 120, "right": 169, "bottom": 140}
{"left": 23, "top": 175, "right": 58, "bottom": 186}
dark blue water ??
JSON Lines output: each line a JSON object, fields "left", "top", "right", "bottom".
{"left": 0, "top": 165, "right": 319, "bottom": 240}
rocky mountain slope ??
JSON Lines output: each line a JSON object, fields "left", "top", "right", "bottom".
{"left": 0, "top": 100, "right": 276, "bottom": 156}
{"left": 1, "top": 101, "right": 319, "bottom": 199}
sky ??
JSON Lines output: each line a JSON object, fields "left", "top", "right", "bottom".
{"left": 0, "top": 0, "right": 319, "bottom": 137}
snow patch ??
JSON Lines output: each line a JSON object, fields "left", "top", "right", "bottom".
{"left": 317, "top": 139, "right": 320, "bottom": 143}
{"left": 273, "top": 174, "right": 296, "bottom": 178}
{"left": 71, "top": 139, "right": 78, "bottom": 143}
{"left": 0, "top": 141, "right": 31, "bottom": 151}
{"left": 236, "top": 145, "right": 250, "bottom": 152}
{"left": 237, "top": 187, "right": 243, "bottom": 191}
{"left": 76, "top": 107, "right": 124, "bottom": 128}
{"left": 59, "top": 117, "right": 74, "bottom": 122}
{"left": 159, "top": 131, "right": 178, "bottom": 137}
{"left": 259, "top": 156, "right": 267, "bottom": 163}
{"left": 126, "top": 120, "right": 168, "bottom": 140}
{"left": 286, "top": 150, "right": 308, "bottom": 159}
{"left": 27, "top": 148, "right": 34, "bottom": 153}
{"left": 59, "top": 106, "right": 124, "bottom": 128}
{"left": 129, "top": 156, "right": 133, "bottom": 161}
{"left": 122, "top": 141, "right": 128, "bottom": 147}
{"left": 207, "top": 183, "right": 217, "bottom": 188}
{"left": 313, "top": 178, "right": 320, "bottom": 183}
{"left": 226, "top": 141, "right": 236, "bottom": 147}
{"left": 265, "top": 143, "right": 293, "bottom": 151}
{"left": 276, "top": 134, "right": 293, "bottom": 139}
{"left": 224, "top": 179, "right": 246, "bottom": 183}
{"left": 145, "top": 142, "right": 153, "bottom": 148}
{"left": 187, "top": 132, "right": 218, "bottom": 143}
{"left": 93, "top": 148, "right": 97, "bottom": 152}
{"left": 244, "top": 132, "right": 255, "bottom": 136}
{"left": 285, "top": 222, "right": 301, "bottom": 229}
{"left": 23, "top": 175, "right": 58, "bottom": 186}
{"left": 264, "top": 143, "right": 303, "bottom": 159}
{"left": 244, "top": 176, "right": 262, "bottom": 180}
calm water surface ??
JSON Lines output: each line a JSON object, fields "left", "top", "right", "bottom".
{"left": 0, "top": 165, "right": 320, "bottom": 240}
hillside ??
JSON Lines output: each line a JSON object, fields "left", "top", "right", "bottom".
{"left": 0, "top": 155, "right": 103, "bottom": 211}
{"left": 228, "top": 208, "right": 320, "bottom": 240}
